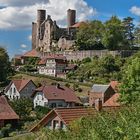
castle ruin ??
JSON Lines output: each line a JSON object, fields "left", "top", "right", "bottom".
{"left": 32, "top": 9, "right": 78, "bottom": 52}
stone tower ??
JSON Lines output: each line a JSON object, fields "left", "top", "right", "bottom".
{"left": 67, "top": 9, "right": 76, "bottom": 27}
{"left": 36, "top": 10, "right": 46, "bottom": 49}
{"left": 37, "top": 9, "right": 46, "bottom": 27}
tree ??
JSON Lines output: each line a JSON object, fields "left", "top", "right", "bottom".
{"left": 102, "top": 16, "right": 126, "bottom": 50}
{"left": 122, "top": 17, "right": 135, "bottom": 48}
{"left": 9, "top": 98, "right": 33, "bottom": 120}
{"left": 76, "top": 20, "right": 105, "bottom": 50}
{"left": 0, "top": 47, "right": 11, "bottom": 82}
{"left": 120, "top": 54, "right": 140, "bottom": 104}
{"left": 134, "top": 25, "right": 140, "bottom": 48}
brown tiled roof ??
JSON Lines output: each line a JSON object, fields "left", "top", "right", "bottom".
{"left": 71, "top": 22, "right": 86, "bottom": 28}
{"left": 5, "top": 79, "right": 32, "bottom": 93}
{"left": 30, "top": 107, "right": 95, "bottom": 132}
{"left": 55, "top": 108, "right": 95, "bottom": 125}
{"left": 103, "top": 93, "right": 120, "bottom": 107}
{"left": 0, "top": 96, "right": 19, "bottom": 120}
{"left": 33, "top": 85, "right": 81, "bottom": 103}
{"left": 23, "top": 49, "right": 39, "bottom": 57}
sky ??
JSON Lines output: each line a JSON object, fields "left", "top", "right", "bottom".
{"left": 0, "top": 0, "right": 140, "bottom": 58}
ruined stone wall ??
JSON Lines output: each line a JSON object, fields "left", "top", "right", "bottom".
{"left": 40, "top": 50, "right": 137, "bottom": 60}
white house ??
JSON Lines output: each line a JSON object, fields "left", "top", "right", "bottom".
{"left": 32, "top": 84, "right": 81, "bottom": 108}
{"left": 38, "top": 54, "right": 67, "bottom": 78}
{"left": 5, "top": 79, "right": 37, "bottom": 100}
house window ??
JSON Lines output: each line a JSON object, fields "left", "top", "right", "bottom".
{"left": 37, "top": 95, "right": 39, "bottom": 100}
{"left": 10, "top": 88, "right": 12, "bottom": 94}
{"left": 53, "top": 120, "right": 59, "bottom": 129}
{"left": 60, "top": 121, "right": 64, "bottom": 129}
{"left": 42, "top": 96, "right": 44, "bottom": 100}
{"left": 51, "top": 103, "right": 56, "bottom": 108}
{"left": 13, "top": 88, "right": 16, "bottom": 93}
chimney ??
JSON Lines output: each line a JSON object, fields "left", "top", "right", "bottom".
{"left": 56, "top": 83, "right": 60, "bottom": 89}
{"left": 95, "top": 98, "right": 102, "bottom": 111}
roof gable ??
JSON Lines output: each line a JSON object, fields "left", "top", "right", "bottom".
{"left": 30, "top": 107, "right": 95, "bottom": 132}
{"left": 103, "top": 93, "right": 120, "bottom": 107}
{"left": 6, "top": 79, "right": 34, "bottom": 93}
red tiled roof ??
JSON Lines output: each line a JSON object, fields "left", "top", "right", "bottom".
{"left": 30, "top": 107, "right": 95, "bottom": 132}
{"left": 103, "top": 93, "right": 120, "bottom": 107}
{"left": 71, "top": 22, "right": 86, "bottom": 28}
{"left": 23, "top": 49, "right": 39, "bottom": 57}
{"left": 0, "top": 96, "right": 19, "bottom": 120}
{"left": 5, "top": 79, "right": 31, "bottom": 93}
{"left": 33, "top": 85, "right": 81, "bottom": 103}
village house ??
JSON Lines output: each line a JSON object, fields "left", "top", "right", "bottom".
{"left": 4, "top": 79, "right": 37, "bottom": 100}
{"left": 21, "top": 49, "right": 40, "bottom": 65}
{"left": 103, "top": 81, "right": 120, "bottom": 107}
{"left": 89, "top": 81, "right": 120, "bottom": 107}
{"left": 30, "top": 96, "right": 120, "bottom": 132}
{"left": 32, "top": 84, "right": 81, "bottom": 108}
{"left": 38, "top": 54, "right": 67, "bottom": 78}
{"left": 0, "top": 95, "right": 19, "bottom": 128}
{"left": 30, "top": 107, "right": 95, "bottom": 132}
{"left": 89, "top": 84, "right": 115, "bottom": 106}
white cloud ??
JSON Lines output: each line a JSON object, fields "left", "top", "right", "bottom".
{"left": 130, "top": 6, "right": 140, "bottom": 16}
{"left": 28, "top": 35, "right": 32, "bottom": 41}
{"left": 0, "top": 0, "right": 97, "bottom": 30}
{"left": 20, "top": 44, "right": 28, "bottom": 48}
{"left": 0, "top": 0, "right": 48, "bottom": 7}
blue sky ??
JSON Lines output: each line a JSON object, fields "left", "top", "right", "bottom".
{"left": 0, "top": 0, "right": 139, "bottom": 58}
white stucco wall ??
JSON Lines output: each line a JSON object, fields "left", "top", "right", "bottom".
{"left": 33, "top": 91, "right": 68, "bottom": 108}
{"left": 5, "top": 83, "right": 20, "bottom": 100}
{"left": 33, "top": 92, "right": 48, "bottom": 108}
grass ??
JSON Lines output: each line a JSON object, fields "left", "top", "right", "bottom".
{"left": 11, "top": 73, "right": 91, "bottom": 97}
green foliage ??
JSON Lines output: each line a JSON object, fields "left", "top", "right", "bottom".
{"left": 65, "top": 83, "right": 70, "bottom": 88}
{"left": 34, "top": 106, "right": 51, "bottom": 120}
{"left": 122, "top": 17, "right": 135, "bottom": 48}
{"left": 11, "top": 104, "right": 140, "bottom": 140}
{"left": 0, "top": 124, "right": 11, "bottom": 138}
{"left": 9, "top": 98, "right": 33, "bottom": 121}
{"left": 76, "top": 20, "right": 105, "bottom": 50}
{"left": 0, "top": 47, "right": 11, "bottom": 83}
{"left": 76, "top": 16, "right": 136, "bottom": 50}
{"left": 120, "top": 52, "right": 140, "bottom": 104}
{"left": 68, "top": 55, "right": 124, "bottom": 84}
{"left": 134, "top": 26, "right": 140, "bottom": 48}
{"left": 102, "top": 16, "right": 126, "bottom": 50}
